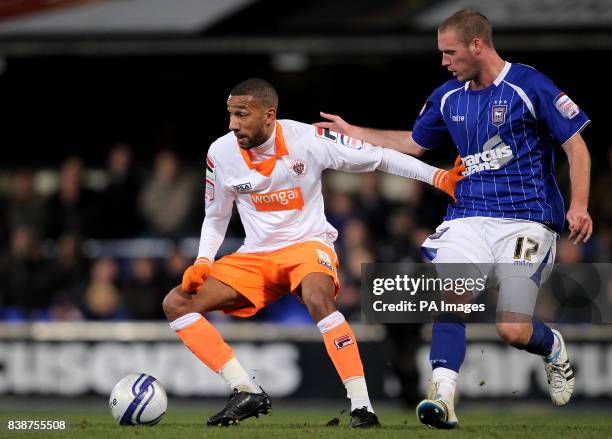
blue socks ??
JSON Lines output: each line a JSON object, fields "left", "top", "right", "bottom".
{"left": 430, "top": 314, "right": 466, "bottom": 372}
{"left": 524, "top": 318, "right": 554, "bottom": 356}
{"left": 430, "top": 317, "right": 553, "bottom": 375}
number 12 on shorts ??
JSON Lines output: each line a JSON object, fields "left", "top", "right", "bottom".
{"left": 513, "top": 236, "right": 540, "bottom": 261}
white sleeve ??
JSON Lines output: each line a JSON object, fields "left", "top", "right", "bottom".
{"left": 312, "top": 126, "right": 437, "bottom": 183}
{"left": 197, "top": 154, "right": 235, "bottom": 261}
{"left": 377, "top": 148, "right": 437, "bottom": 184}
{"left": 311, "top": 125, "right": 384, "bottom": 172}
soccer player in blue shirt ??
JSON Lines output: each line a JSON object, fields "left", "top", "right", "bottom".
{"left": 316, "top": 9, "right": 592, "bottom": 429}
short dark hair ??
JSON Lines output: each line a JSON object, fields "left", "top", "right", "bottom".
{"left": 439, "top": 9, "right": 493, "bottom": 47}
{"left": 230, "top": 78, "right": 279, "bottom": 109}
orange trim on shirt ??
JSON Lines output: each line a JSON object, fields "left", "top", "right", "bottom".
{"left": 239, "top": 121, "right": 288, "bottom": 177}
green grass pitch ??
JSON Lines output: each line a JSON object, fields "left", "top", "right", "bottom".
{"left": 1, "top": 406, "right": 611, "bottom": 438}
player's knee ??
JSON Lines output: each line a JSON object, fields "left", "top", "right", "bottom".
{"left": 496, "top": 322, "right": 531, "bottom": 348}
{"left": 162, "top": 286, "right": 190, "bottom": 322}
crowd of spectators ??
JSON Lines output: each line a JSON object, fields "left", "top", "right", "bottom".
{"left": 0, "top": 142, "right": 610, "bottom": 322}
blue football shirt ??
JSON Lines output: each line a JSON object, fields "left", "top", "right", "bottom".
{"left": 412, "top": 62, "right": 590, "bottom": 234}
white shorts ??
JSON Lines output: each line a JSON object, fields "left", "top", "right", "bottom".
{"left": 421, "top": 217, "right": 558, "bottom": 314}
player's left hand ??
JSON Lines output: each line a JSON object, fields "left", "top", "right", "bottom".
{"left": 566, "top": 205, "right": 593, "bottom": 244}
{"left": 181, "top": 258, "right": 212, "bottom": 293}
{"left": 433, "top": 155, "right": 465, "bottom": 202}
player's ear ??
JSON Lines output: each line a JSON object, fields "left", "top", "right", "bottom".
{"left": 471, "top": 37, "right": 483, "bottom": 55}
{"left": 265, "top": 106, "right": 277, "bottom": 121}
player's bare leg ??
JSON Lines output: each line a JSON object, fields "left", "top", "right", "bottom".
{"left": 163, "top": 278, "right": 271, "bottom": 426}
{"left": 300, "top": 272, "right": 380, "bottom": 428}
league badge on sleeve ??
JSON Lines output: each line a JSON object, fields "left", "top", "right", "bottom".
{"left": 205, "top": 156, "right": 216, "bottom": 202}
{"left": 206, "top": 156, "right": 216, "bottom": 181}
{"left": 315, "top": 126, "right": 338, "bottom": 142}
{"left": 315, "top": 126, "right": 364, "bottom": 149}
{"left": 205, "top": 179, "right": 214, "bottom": 202}
{"left": 554, "top": 92, "right": 580, "bottom": 119}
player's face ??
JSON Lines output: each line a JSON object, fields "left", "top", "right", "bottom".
{"left": 227, "top": 95, "right": 275, "bottom": 149}
{"left": 438, "top": 28, "right": 478, "bottom": 82}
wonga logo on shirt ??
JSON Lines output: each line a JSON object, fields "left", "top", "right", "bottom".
{"left": 251, "top": 187, "right": 304, "bottom": 211}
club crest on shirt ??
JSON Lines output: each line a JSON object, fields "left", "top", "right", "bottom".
{"left": 492, "top": 104, "right": 507, "bottom": 127}
{"left": 289, "top": 159, "right": 307, "bottom": 177}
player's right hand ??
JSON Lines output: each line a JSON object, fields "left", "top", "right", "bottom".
{"left": 433, "top": 155, "right": 465, "bottom": 202}
{"left": 314, "top": 112, "right": 356, "bottom": 137}
{"left": 566, "top": 205, "right": 593, "bottom": 244}
{"left": 181, "top": 258, "right": 212, "bottom": 293}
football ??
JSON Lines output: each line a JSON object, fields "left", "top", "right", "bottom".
{"left": 109, "top": 373, "right": 168, "bottom": 426}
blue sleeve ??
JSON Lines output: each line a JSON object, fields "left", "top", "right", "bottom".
{"left": 532, "top": 74, "right": 590, "bottom": 145}
{"left": 411, "top": 88, "right": 451, "bottom": 150}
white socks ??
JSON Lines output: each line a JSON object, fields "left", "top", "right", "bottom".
{"left": 316, "top": 310, "right": 345, "bottom": 333}
{"left": 219, "top": 358, "right": 259, "bottom": 393}
{"left": 432, "top": 367, "right": 458, "bottom": 402}
{"left": 344, "top": 376, "right": 374, "bottom": 413}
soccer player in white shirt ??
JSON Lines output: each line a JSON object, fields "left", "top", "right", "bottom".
{"left": 162, "top": 78, "right": 464, "bottom": 428}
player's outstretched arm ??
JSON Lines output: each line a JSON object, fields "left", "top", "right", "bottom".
{"left": 378, "top": 150, "right": 464, "bottom": 201}
{"left": 309, "top": 123, "right": 464, "bottom": 201}
{"left": 562, "top": 132, "right": 593, "bottom": 244}
{"left": 315, "top": 112, "right": 427, "bottom": 156}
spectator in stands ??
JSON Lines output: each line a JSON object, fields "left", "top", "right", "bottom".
{"left": 93, "top": 143, "right": 142, "bottom": 238}
{"left": 46, "top": 156, "right": 98, "bottom": 239}
{"left": 376, "top": 208, "right": 422, "bottom": 263}
{"left": 324, "top": 190, "right": 354, "bottom": 232}
{"left": 81, "top": 258, "right": 126, "bottom": 320}
{"left": 5, "top": 168, "right": 46, "bottom": 235}
{"left": 589, "top": 145, "right": 612, "bottom": 262}
{"left": 339, "top": 217, "right": 372, "bottom": 253}
{"left": 352, "top": 173, "right": 392, "bottom": 240}
{"left": 48, "top": 233, "right": 88, "bottom": 320}
{"left": 122, "top": 257, "right": 166, "bottom": 319}
{"left": 163, "top": 248, "right": 191, "bottom": 287}
{"left": 556, "top": 237, "right": 584, "bottom": 264}
{"left": 335, "top": 245, "right": 374, "bottom": 319}
{"left": 0, "top": 225, "right": 54, "bottom": 320}
{"left": 0, "top": 190, "right": 5, "bottom": 249}
{"left": 138, "top": 149, "right": 197, "bottom": 238}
